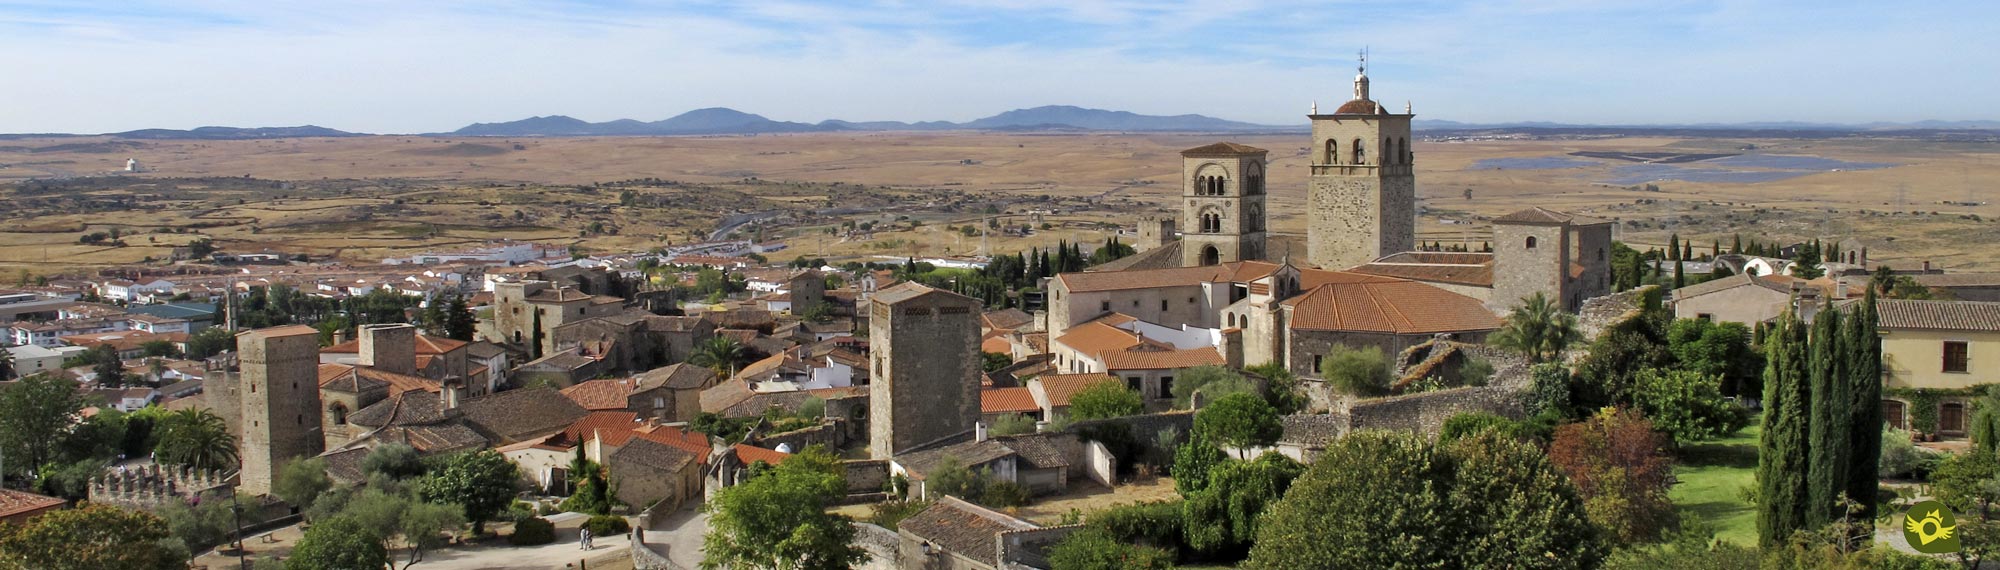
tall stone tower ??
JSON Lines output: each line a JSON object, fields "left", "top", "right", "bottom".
{"left": 1490, "top": 207, "right": 1614, "bottom": 313}
{"left": 236, "top": 325, "right": 323, "bottom": 496}
{"left": 1307, "top": 54, "right": 1416, "bottom": 270}
{"left": 1179, "top": 142, "right": 1269, "bottom": 266}
{"left": 868, "top": 282, "right": 981, "bottom": 459}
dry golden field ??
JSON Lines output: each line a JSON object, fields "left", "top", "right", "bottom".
{"left": 1, "top": 132, "right": 1996, "bottom": 274}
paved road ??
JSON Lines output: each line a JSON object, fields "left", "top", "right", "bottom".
{"left": 648, "top": 506, "right": 709, "bottom": 569}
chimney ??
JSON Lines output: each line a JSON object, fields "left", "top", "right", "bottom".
{"left": 441, "top": 380, "right": 462, "bottom": 410}
{"left": 358, "top": 323, "right": 417, "bottom": 376}
{"left": 974, "top": 421, "right": 989, "bottom": 443}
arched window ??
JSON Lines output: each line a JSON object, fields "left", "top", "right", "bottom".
{"left": 1324, "top": 139, "right": 1338, "bottom": 164}
{"left": 1526, "top": 236, "right": 1538, "bottom": 250}
{"left": 329, "top": 403, "right": 349, "bottom": 426}
{"left": 1385, "top": 138, "right": 1395, "bottom": 164}
{"left": 1246, "top": 164, "right": 1264, "bottom": 195}
{"left": 1200, "top": 245, "right": 1221, "bottom": 266}
{"left": 1352, "top": 139, "right": 1366, "bottom": 165}
{"left": 1228, "top": 313, "right": 1237, "bottom": 328}
{"left": 1400, "top": 138, "right": 1411, "bottom": 164}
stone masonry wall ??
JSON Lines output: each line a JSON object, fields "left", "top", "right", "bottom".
{"left": 1346, "top": 385, "right": 1525, "bottom": 436}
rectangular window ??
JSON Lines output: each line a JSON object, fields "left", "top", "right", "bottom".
{"left": 1945, "top": 341, "right": 1971, "bottom": 373}
{"left": 1160, "top": 300, "right": 1168, "bottom": 312}
{"left": 1127, "top": 377, "right": 1142, "bottom": 393}
{"left": 1160, "top": 376, "right": 1174, "bottom": 399}
{"left": 1312, "top": 355, "right": 1324, "bottom": 373}
{"left": 1100, "top": 301, "right": 1110, "bottom": 312}
{"left": 1697, "top": 313, "right": 1713, "bottom": 321}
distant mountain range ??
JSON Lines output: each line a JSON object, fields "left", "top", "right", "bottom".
{"left": 3, "top": 107, "right": 1996, "bottom": 140}
{"left": 447, "top": 105, "right": 1282, "bottom": 136}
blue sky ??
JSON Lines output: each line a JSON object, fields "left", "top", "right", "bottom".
{"left": 2, "top": 1, "right": 1995, "bottom": 133}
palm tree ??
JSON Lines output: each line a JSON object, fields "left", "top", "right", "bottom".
{"left": 689, "top": 337, "right": 748, "bottom": 377}
{"left": 1490, "top": 292, "right": 1582, "bottom": 363}
{"left": 154, "top": 409, "right": 238, "bottom": 471}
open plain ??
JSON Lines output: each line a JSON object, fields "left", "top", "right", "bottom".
{"left": 2, "top": 132, "right": 1997, "bottom": 273}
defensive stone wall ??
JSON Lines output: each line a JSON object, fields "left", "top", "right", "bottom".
{"left": 1346, "top": 385, "right": 1524, "bottom": 435}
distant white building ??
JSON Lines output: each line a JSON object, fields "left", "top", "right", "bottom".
{"left": 125, "top": 158, "right": 140, "bottom": 172}
{"left": 382, "top": 241, "right": 560, "bottom": 266}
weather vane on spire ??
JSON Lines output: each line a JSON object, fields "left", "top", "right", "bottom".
{"left": 1359, "top": 47, "right": 1369, "bottom": 75}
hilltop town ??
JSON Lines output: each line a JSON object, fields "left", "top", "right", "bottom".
{"left": 2, "top": 68, "right": 1998, "bottom": 570}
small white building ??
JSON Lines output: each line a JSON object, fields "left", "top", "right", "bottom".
{"left": 4, "top": 344, "right": 89, "bottom": 379}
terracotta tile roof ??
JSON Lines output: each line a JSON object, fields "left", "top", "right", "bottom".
{"left": 1672, "top": 272, "right": 1793, "bottom": 301}
{"left": 609, "top": 437, "right": 695, "bottom": 473}
{"left": 805, "top": 385, "right": 869, "bottom": 400}
{"left": 322, "top": 334, "right": 468, "bottom": 355}
{"left": 1876, "top": 300, "right": 2000, "bottom": 332}
{"left": 981, "top": 309, "right": 1034, "bottom": 332}
{"left": 994, "top": 433, "right": 1070, "bottom": 469}
{"left": 559, "top": 411, "right": 640, "bottom": 444}
{"left": 981, "top": 387, "right": 1039, "bottom": 414}
{"left": 873, "top": 282, "right": 976, "bottom": 306}
{"left": 371, "top": 424, "right": 488, "bottom": 454}
{"left": 1333, "top": 98, "right": 1384, "bottom": 114}
{"left": 1052, "top": 322, "right": 1142, "bottom": 356}
{"left": 898, "top": 497, "right": 1039, "bottom": 564}
{"left": 457, "top": 387, "right": 591, "bottom": 444}
{"left": 636, "top": 363, "right": 717, "bottom": 391}
{"left": 1035, "top": 374, "right": 1120, "bottom": 408}
{"left": 1282, "top": 281, "right": 1502, "bottom": 334}
{"left": 347, "top": 390, "right": 449, "bottom": 428}
{"left": 1101, "top": 346, "right": 1226, "bottom": 370}
{"left": 981, "top": 335, "right": 1014, "bottom": 354}
{"left": 560, "top": 379, "right": 635, "bottom": 411}
{"left": 1347, "top": 262, "right": 1494, "bottom": 287}
{"left": 1056, "top": 264, "right": 1229, "bottom": 293}
{"left": 1914, "top": 273, "right": 2000, "bottom": 287}
{"left": 895, "top": 440, "right": 1020, "bottom": 480}
{"left": 1493, "top": 207, "right": 1608, "bottom": 226}
{"left": 733, "top": 444, "right": 790, "bottom": 466}
{"left": 0, "top": 488, "right": 63, "bottom": 520}
{"left": 610, "top": 424, "right": 713, "bottom": 464}
{"left": 1181, "top": 142, "right": 1268, "bottom": 156}
{"left": 317, "top": 363, "right": 442, "bottom": 397}
{"left": 699, "top": 380, "right": 755, "bottom": 414}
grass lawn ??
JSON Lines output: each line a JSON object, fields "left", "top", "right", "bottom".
{"left": 1669, "top": 417, "right": 1762, "bottom": 546}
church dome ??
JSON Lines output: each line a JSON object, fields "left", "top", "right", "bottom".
{"left": 1333, "top": 99, "right": 1383, "bottom": 115}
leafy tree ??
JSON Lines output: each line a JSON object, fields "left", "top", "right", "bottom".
{"left": 1667, "top": 318, "right": 1763, "bottom": 397}
{"left": 1490, "top": 292, "right": 1582, "bottom": 363}
{"left": 1170, "top": 365, "right": 1255, "bottom": 409}
{"left": 153, "top": 409, "right": 237, "bottom": 471}
{"left": 1047, "top": 528, "right": 1175, "bottom": 570}
{"left": 1843, "top": 291, "right": 1884, "bottom": 524}
{"left": 91, "top": 345, "right": 126, "bottom": 388}
{"left": 1319, "top": 344, "right": 1391, "bottom": 397}
{"left": 1804, "top": 306, "right": 1850, "bottom": 529}
{"left": 286, "top": 516, "right": 388, "bottom": 570}
{"left": 1244, "top": 362, "right": 1308, "bottom": 414}
{"left": 1192, "top": 393, "right": 1282, "bottom": 459}
{"left": 1524, "top": 362, "right": 1574, "bottom": 418}
{"left": 1631, "top": 369, "right": 1751, "bottom": 443}
{"left": 418, "top": 449, "right": 520, "bottom": 535}
{"left": 0, "top": 374, "right": 87, "bottom": 477}
{"left": 395, "top": 501, "right": 464, "bottom": 569}
{"left": 273, "top": 457, "right": 333, "bottom": 509}
{"left": 1243, "top": 431, "right": 1605, "bottom": 570}
{"left": 1067, "top": 380, "right": 1143, "bottom": 420}
{"left": 1757, "top": 309, "right": 1812, "bottom": 546}
{"left": 1549, "top": 408, "right": 1677, "bottom": 542}
{"left": 689, "top": 336, "right": 749, "bottom": 377}
{"left": 1183, "top": 452, "right": 1304, "bottom": 554}
{"left": 361, "top": 443, "right": 426, "bottom": 480}
{"left": 139, "top": 340, "right": 178, "bottom": 358}
{"left": 980, "top": 351, "right": 1014, "bottom": 373}
{"left": 442, "top": 294, "right": 477, "bottom": 341}
{"left": 1173, "top": 429, "right": 1227, "bottom": 497}
{"left": 702, "top": 445, "right": 864, "bottom": 570}
{"left": 0, "top": 503, "right": 186, "bottom": 570}
{"left": 925, "top": 456, "right": 986, "bottom": 500}
{"left": 1573, "top": 319, "right": 1674, "bottom": 413}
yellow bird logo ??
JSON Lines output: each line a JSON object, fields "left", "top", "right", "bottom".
{"left": 1906, "top": 507, "right": 1957, "bottom": 546}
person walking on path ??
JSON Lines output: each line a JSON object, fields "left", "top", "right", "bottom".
{"left": 580, "top": 527, "right": 592, "bottom": 550}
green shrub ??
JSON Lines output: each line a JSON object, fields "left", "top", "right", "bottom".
{"left": 1879, "top": 425, "right": 1929, "bottom": 478}
{"left": 866, "top": 499, "right": 931, "bottom": 530}
{"left": 508, "top": 517, "right": 556, "bottom": 546}
{"left": 583, "top": 515, "right": 630, "bottom": 537}
{"left": 979, "top": 481, "right": 1031, "bottom": 508}
{"left": 1085, "top": 501, "right": 1184, "bottom": 551}
{"left": 1320, "top": 345, "right": 1390, "bottom": 397}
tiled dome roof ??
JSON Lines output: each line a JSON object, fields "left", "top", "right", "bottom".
{"left": 1334, "top": 99, "right": 1383, "bottom": 115}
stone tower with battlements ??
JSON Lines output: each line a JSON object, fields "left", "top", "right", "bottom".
{"left": 1490, "top": 207, "right": 1614, "bottom": 313}
{"left": 1308, "top": 54, "right": 1416, "bottom": 270}
{"left": 235, "top": 325, "right": 323, "bottom": 496}
{"left": 1180, "top": 142, "right": 1269, "bottom": 266}
{"left": 868, "top": 282, "right": 981, "bottom": 459}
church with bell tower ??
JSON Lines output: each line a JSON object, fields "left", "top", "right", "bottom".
{"left": 1179, "top": 142, "right": 1268, "bottom": 266}
{"left": 1306, "top": 51, "right": 1417, "bottom": 270}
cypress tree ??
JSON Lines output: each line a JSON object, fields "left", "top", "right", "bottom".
{"left": 1845, "top": 290, "right": 1883, "bottom": 523}
{"left": 1732, "top": 234, "right": 1743, "bottom": 255}
{"left": 1668, "top": 234, "right": 1680, "bottom": 261}
{"left": 1673, "top": 260, "right": 1685, "bottom": 290}
{"left": 1683, "top": 242, "right": 1694, "bottom": 262}
{"left": 1805, "top": 305, "right": 1848, "bottom": 529}
{"left": 1757, "top": 309, "right": 1811, "bottom": 546}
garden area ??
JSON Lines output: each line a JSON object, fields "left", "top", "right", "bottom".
{"left": 1668, "top": 416, "right": 1762, "bottom": 545}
